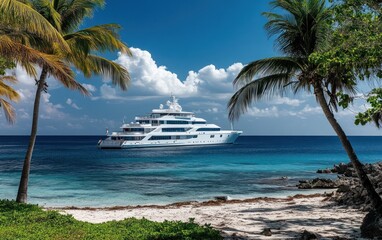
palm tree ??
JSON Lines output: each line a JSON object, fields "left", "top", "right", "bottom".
{"left": 228, "top": 0, "right": 382, "bottom": 214}
{"left": 15, "top": 0, "right": 131, "bottom": 203}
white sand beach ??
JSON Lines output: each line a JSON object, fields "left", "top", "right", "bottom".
{"left": 59, "top": 193, "right": 365, "bottom": 239}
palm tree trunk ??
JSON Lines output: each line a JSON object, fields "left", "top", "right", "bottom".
{"left": 16, "top": 66, "right": 48, "bottom": 203}
{"left": 314, "top": 82, "right": 382, "bottom": 214}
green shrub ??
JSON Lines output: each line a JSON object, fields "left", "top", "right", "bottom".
{"left": 0, "top": 199, "right": 222, "bottom": 240}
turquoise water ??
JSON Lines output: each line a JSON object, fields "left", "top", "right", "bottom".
{"left": 0, "top": 136, "right": 381, "bottom": 207}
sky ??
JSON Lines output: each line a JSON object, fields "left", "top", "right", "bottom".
{"left": 1, "top": 0, "right": 381, "bottom": 136}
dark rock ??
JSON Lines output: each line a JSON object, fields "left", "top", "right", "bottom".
{"left": 331, "top": 162, "right": 382, "bottom": 212}
{"left": 316, "top": 168, "right": 332, "bottom": 174}
{"left": 361, "top": 211, "right": 382, "bottom": 238}
{"left": 333, "top": 162, "right": 349, "bottom": 174}
{"left": 260, "top": 228, "right": 272, "bottom": 236}
{"left": 298, "top": 230, "right": 319, "bottom": 240}
{"left": 214, "top": 196, "right": 228, "bottom": 201}
{"left": 297, "top": 178, "right": 338, "bottom": 189}
{"left": 337, "top": 184, "right": 351, "bottom": 193}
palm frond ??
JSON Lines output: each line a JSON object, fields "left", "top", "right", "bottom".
{"left": 264, "top": 0, "right": 329, "bottom": 57}
{"left": 0, "top": 98, "right": 16, "bottom": 124}
{"left": 0, "top": 77, "right": 20, "bottom": 102}
{"left": 228, "top": 73, "right": 294, "bottom": 121}
{"left": 57, "top": 0, "right": 105, "bottom": 33}
{"left": 0, "top": 35, "right": 79, "bottom": 92}
{"left": 31, "top": 0, "right": 62, "bottom": 31}
{"left": 78, "top": 54, "right": 130, "bottom": 91}
{"left": 64, "top": 24, "right": 131, "bottom": 55}
{"left": 234, "top": 57, "right": 301, "bottom": 86}
{"left": 0, "top": 0, "right": 69, "bottom": 51}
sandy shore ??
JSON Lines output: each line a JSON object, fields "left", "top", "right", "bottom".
{"left": 57, "top": 193, "right": 365, "bottom": 239}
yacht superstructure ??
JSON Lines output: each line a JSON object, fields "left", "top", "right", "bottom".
{"left": 98, "top": 96, "right": 242, "bottom": 149}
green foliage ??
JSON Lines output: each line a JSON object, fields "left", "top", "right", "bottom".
{"left": 312, "top": 0, "right": 382, "bottom": 129}
{"left": 0, "top": 57, "right": 15, "bottom": 75}
{"left": 312, "top": 0, "right": 382, "bottom": 80}
{"left": 355, "top": 88, "right": 382, "bottom": 128}
{"left": 337, "top": 92, "right": 352, "bottom": 109}
{"left": 0, "top": 200, "right": 222, "bottom": 240}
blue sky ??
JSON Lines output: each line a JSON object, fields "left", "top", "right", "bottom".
{"left": 1, "top": 0, "right": 380, "bottom": 135}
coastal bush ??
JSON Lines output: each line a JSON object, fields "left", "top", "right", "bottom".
{"left": 0, "top": 200, "right": 222, "bottom": 240}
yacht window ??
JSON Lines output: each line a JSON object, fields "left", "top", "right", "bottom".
{"left": 192, "top": 121, "right": 206, "bottom": 124}
{"left": 138, "top": 120, "right": 150, "bottom": 124}
{"left": 162, "top": 128, "right": 187, "bottom": 132}
{"left": 210, "top": 135, "right": 215, "bottom": 138}
{"left": 166, "top": 120, "right": 189, "bottom": 124}
{"left": 149, "top": 136, "right": 172, "bottom": 140}
{"left": 220, "top": 134, "right": 223, "bottom": 137}
{"left": 159, "top": 121, "right": 165, "bottom": 124}
{"left": 196, "top": 128, "right": 220, "bottom": 131}
{"left": 192, "top": 135, "right": 198, "bottom": 138}
{"left": 123, "top": 136, "right": 144, "bottom": 141}
{"left": 124, "top": 128, "right": 144, "bottom": 132}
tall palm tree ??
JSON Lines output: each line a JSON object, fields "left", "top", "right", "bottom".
{"left": 228, "top": 0, "right": 382, "bottom": 214}
{"left": 15, "top": 0, "right": 131, "bottom": 203}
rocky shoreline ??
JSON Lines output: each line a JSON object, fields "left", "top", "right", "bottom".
{"left": 310, "top": 162, "right": 382, "bottom": 212}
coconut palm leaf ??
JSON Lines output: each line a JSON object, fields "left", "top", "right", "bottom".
{"left": 80, "top": 54, "right": 130, "bottom": 91}
{"left": 31, "top": 0, "right": 62, "bottom": 31}
{"left": 0, "top": 0, "right": 69, "bottom": 51}
{"left": 0, "top": 35, "right": 86, "bottom": 95}
{"left": 0, "top": 76, "right": 19, "bottom": 102}
{"left": 64, "top": 24, "right": 131, "bottom": 55}
{"left": 229, "top": 73, "right": 293, "bottom": 121}
{"left": 0, "top": 98, "right": 16, "bottom": 123}
{"left": 234, "top": 57, "right": 302, "bottom": 86}
{"left": 56, "top": 0, "right": 105, "bottom": 34}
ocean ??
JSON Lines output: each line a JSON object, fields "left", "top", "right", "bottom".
{"left": 0, "top": 136, "right": 381, "bottom": 207}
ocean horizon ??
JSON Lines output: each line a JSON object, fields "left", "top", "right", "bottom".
{"left": 1, "top": 135, "right": 381, "bottom": 207}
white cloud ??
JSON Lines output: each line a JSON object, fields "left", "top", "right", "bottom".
{"left": 82, "top": 84, "right": 97, "bottom": 92}
{"left": 271, "top": 96, "right": 304, "bottom": 107}
{"left": 108, "top": 47, "right": 244, "bottom": 99}
{"left": 100, "top": 84, "right": 121, "bottom": 100}
{"left": 114, "top": 48, "right": 199, "bottom": 96}
{"left": 66, "top": 98, "right": 81, "bottom": 110}
{"left": 40, "top": 93, "right": 65, "bottom": 119}
{"left": 247, "top": 106, "right": 279, "bottom": 118}
{"left": 206, "top": 107, "right": 219, "bottom": 113}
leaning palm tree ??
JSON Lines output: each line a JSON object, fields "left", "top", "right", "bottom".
{"left": 228, "top": 0, "right": 382, "bottom": 214}
{"left": 15, "top": 0, "right": 131, "bottom": 203}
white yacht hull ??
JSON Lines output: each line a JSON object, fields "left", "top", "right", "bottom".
{"left": 98, "top": 131, "right": 242, "bottom": 149}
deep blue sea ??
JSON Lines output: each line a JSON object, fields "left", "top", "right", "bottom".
{"left": 0, "top": 136, "right": 381, "bottom": 207}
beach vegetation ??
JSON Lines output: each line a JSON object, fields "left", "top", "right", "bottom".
{"left": 228, "top": 0, "right": 382, "bottom": 219}
{"left": 0, "top": 199, "right": 222, "bottom": 240}
{"left": 13, "top": 0, "right": 131, "bottom": 204}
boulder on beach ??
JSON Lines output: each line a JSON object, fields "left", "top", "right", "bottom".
{"left": 297, "top": 178, "right": 338, "bottom": 189}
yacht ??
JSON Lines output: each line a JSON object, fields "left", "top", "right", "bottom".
{"left": 98, "top": 96, "right": 242, "bottom": 149}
